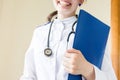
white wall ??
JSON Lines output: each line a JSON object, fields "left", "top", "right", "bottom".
{"left": 0, "top": 0, "right": 111, "bottom": 80}
{"left": 81, "top": 0, "right": 111, "bottom": 25}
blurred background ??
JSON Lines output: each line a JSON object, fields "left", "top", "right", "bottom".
{"left": 0, "top": 0, "right": 119, "bottom": 80}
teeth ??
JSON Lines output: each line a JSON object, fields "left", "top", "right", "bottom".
{"left": 60, "top": 1, "right": 71, "bottom": 6}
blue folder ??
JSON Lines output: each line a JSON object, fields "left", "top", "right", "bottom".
{"left": 68, "top": 10, "right": 110, "bottom": 80}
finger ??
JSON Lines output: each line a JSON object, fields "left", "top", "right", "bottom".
{"left": 65, "top": 49, "right": 79, "bottom": 58}
{"left": 63, "top": 61, "right": 79, "bottom": 75}
{"left": 63, "top": 56, "right": 71, "bottom": 63}
{"left": 63, "top": 57, "right": 77, "bottom": 69}
{"left": 64, "top": 52, "right": 72, "bottom": 58}
{"left": 67, "top": 48, "right": 81, "bottom": 54}
{"left": 63, "top": 60, "right": 71, "bottom": 69}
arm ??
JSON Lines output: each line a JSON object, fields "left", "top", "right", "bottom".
{"left": 20, "top": 30, "right": 37, "bottom": 80}
{"left": 63, "top": 35, "right": 117, "bottom": 80}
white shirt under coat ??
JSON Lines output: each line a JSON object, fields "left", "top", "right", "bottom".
{"left": 20, "top": 16, "right": 117, "bottom": 80}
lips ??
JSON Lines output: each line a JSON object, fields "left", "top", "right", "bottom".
{"left": 58, "top": 0, "right": 72, "bottom": 7}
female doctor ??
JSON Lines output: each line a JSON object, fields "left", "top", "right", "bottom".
{"left": 20, "top": 0, "right": 117, "bottom": 80}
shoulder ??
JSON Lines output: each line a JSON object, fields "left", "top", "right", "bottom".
{"left": 37, "top": 21, "right": 51, "bottom": 28}
{"left": 34, "top": 22, "right": 51, "bottom": 32}
{"left": 32, "top": 22, "right": 52, "bottom": 36}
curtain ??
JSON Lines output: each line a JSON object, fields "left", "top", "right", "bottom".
{"left": 118, "top": 0, "right": 120, "bottom": 80}
{"left": 111, "top": 0, "right": 120, "bottom": 79}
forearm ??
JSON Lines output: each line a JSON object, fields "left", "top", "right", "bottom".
{"left": 82, "top": 62, "right": 95, "bottom": 80}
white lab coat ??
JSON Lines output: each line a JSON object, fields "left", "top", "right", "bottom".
{"left": 20, "top": 16, "right": 117, "bottom": 80}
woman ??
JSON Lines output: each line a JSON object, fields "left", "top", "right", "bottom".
{"left": 20, "top": 0, "right": 117, "bottom": 80}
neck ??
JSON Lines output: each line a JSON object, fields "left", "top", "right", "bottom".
{"left": 57, "top": 12, "right": 76, "bottom": 20}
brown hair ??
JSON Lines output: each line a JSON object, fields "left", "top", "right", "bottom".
{"left": 47, "top": 10, "right": 57, "bottom": 22}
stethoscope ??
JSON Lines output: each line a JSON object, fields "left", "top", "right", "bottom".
{"left": 44, "top": 18, "right": 77, "bottom": 57}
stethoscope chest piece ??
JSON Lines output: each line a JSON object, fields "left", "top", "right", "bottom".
{"left": 44, "top": 48, "right": 52, "bottom": 56}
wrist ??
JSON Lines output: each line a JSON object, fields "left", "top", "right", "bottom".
{"left": 83, "top": 62, "right": 95, "bottom": 80}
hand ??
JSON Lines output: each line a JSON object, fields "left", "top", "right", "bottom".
{"left": 63, "top": 48, "right": 95, "bottom": 80}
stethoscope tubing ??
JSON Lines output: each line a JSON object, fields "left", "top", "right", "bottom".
{"left": 44, "top": 20, "right": 77, "bottom": 57}
{"left": 47, "top": 21, "right": 54, "bottom": 48}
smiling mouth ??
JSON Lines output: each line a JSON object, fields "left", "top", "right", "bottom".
{"left": 58, "top": 1, "right": 72, "bottom": 7}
